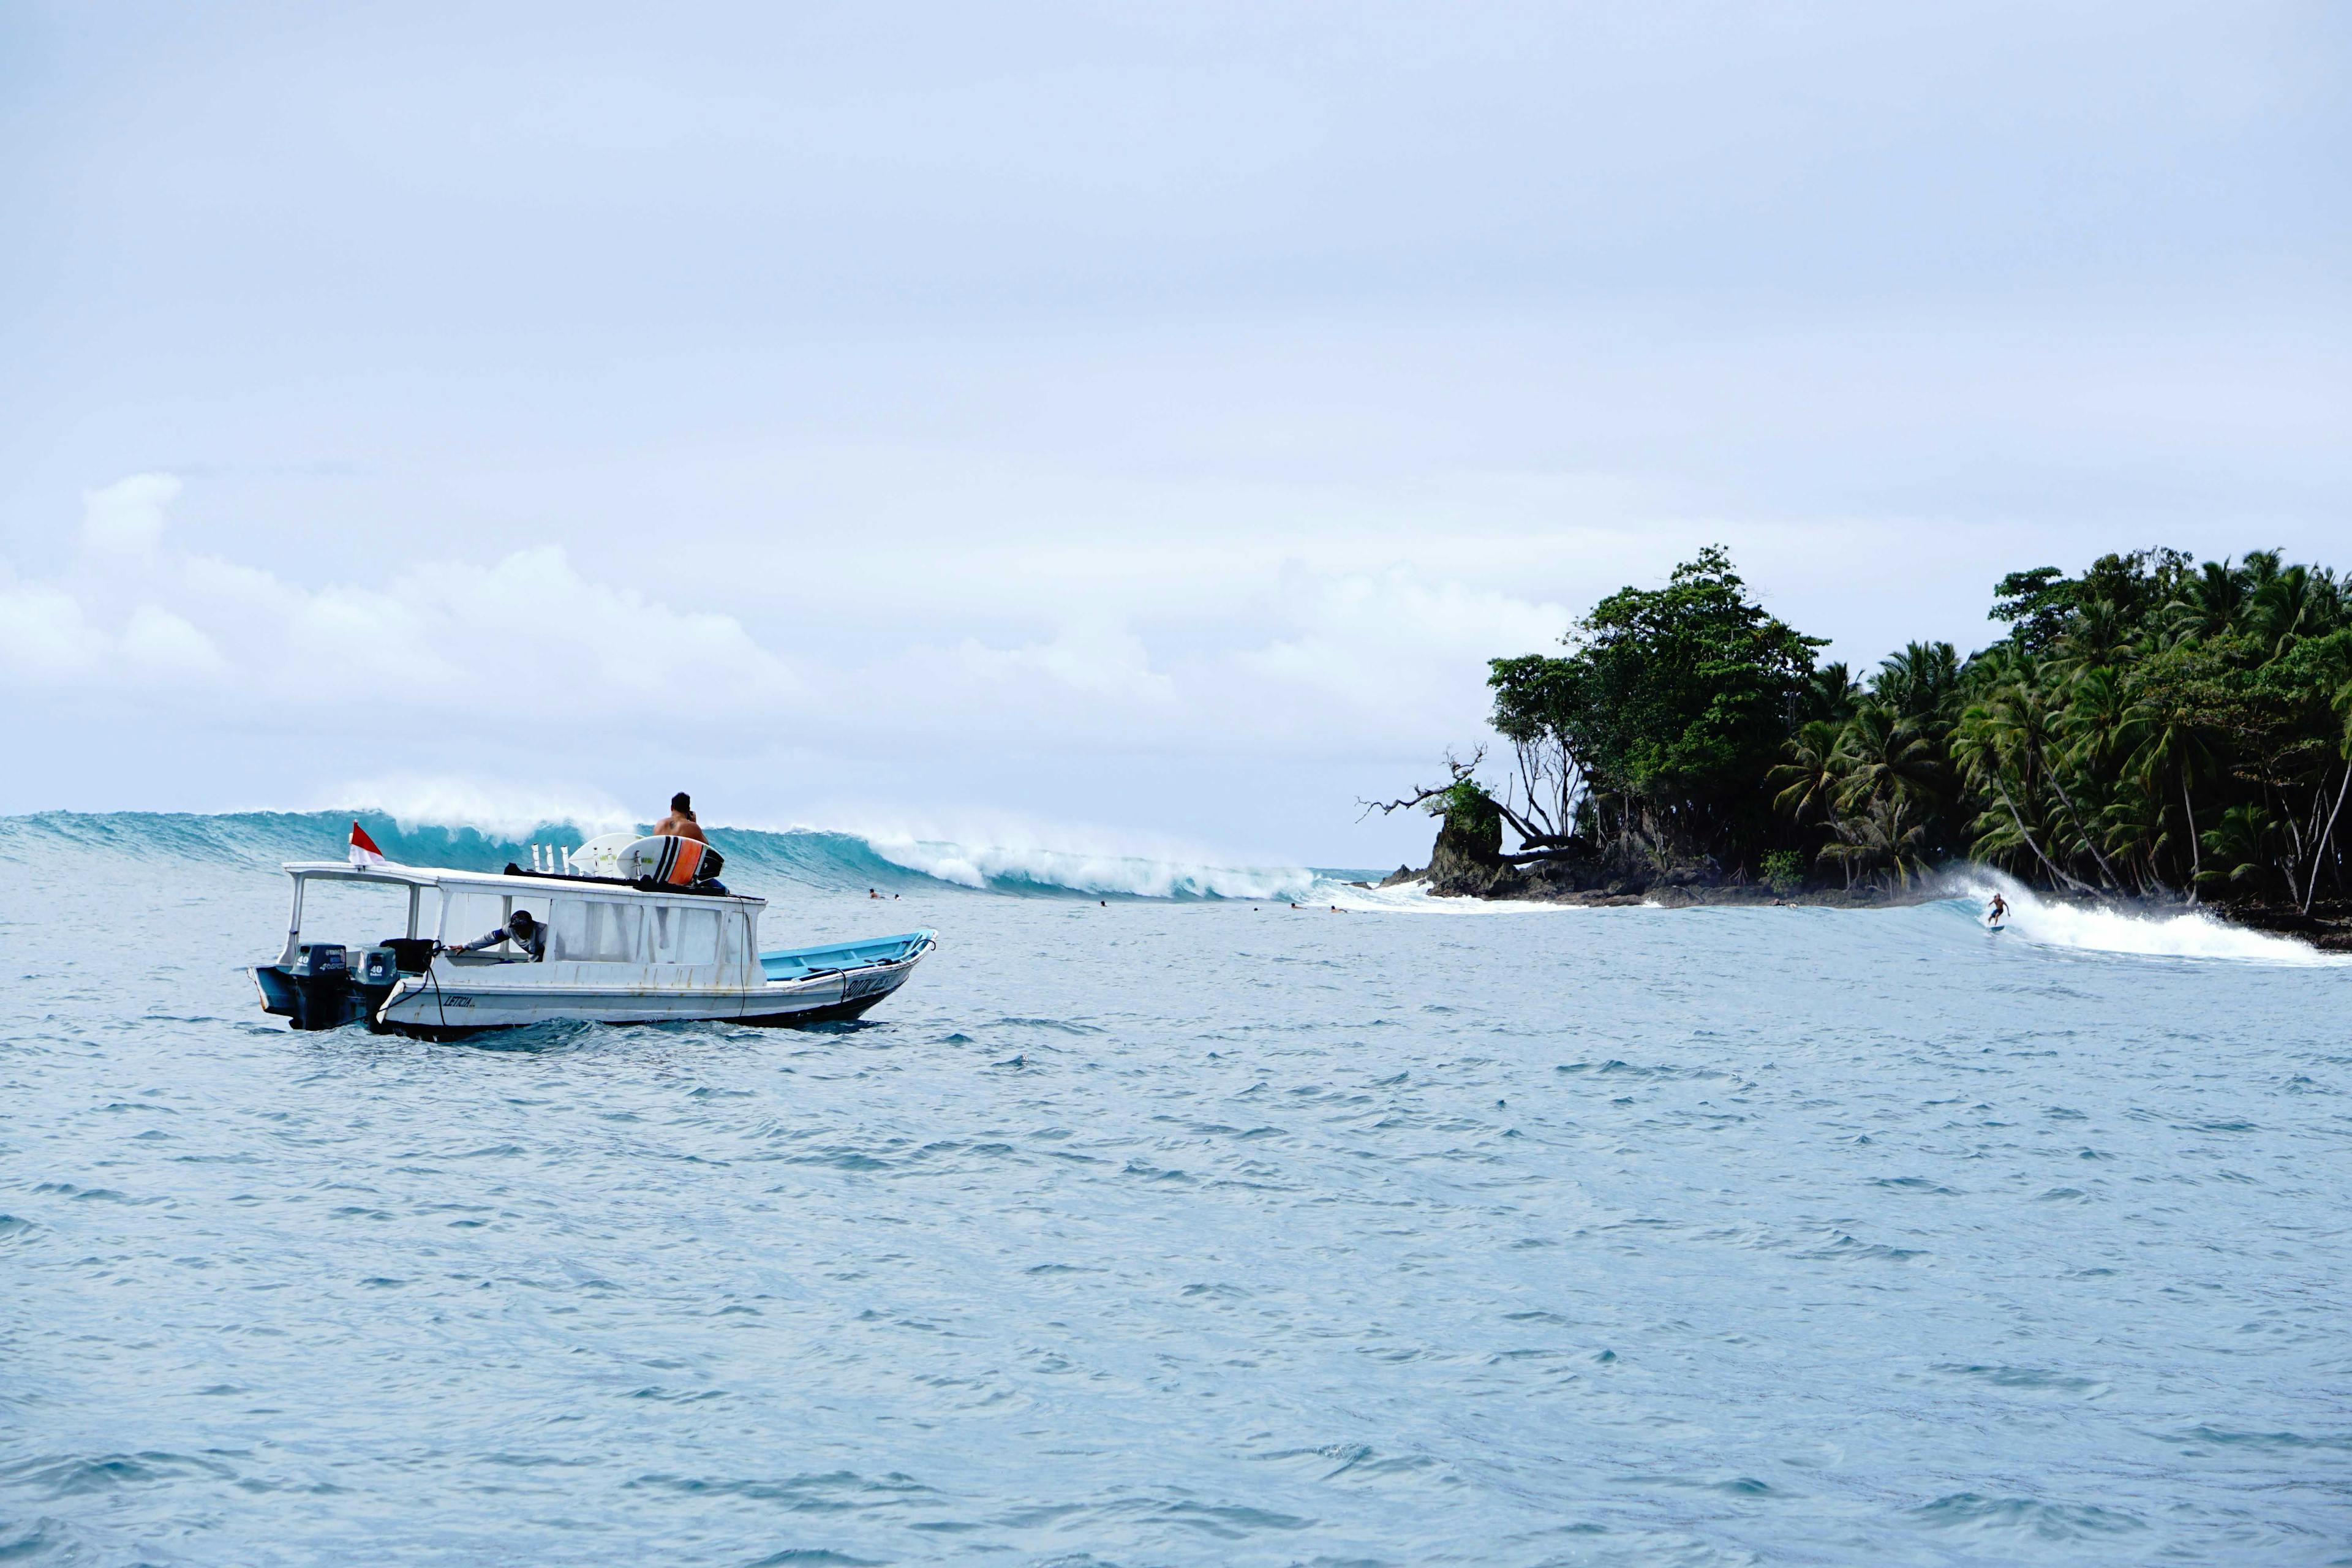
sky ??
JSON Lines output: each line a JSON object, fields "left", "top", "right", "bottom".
{"left": 2, "top": 1, "right": 2346, "bottom": 866}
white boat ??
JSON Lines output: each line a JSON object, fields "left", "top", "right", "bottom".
{"left": 252, "top": 846, "right": 934, "bottom": 1038}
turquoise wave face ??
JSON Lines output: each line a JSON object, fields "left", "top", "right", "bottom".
{"left": 0, "top": 810, "right": 937, "bottom": 891}
{"left": 0, "top": 810, "right": 1309, "bottom": 900}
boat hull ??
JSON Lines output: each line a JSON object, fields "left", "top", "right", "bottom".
{"left": 263, "top": 933, "right": 935, "bottom": 1039}
{"left": 372, "top": 944, "right": 929, "bottom": 1038}
{"left": 251, "top": 853, "right": 936, "bottom": 1041}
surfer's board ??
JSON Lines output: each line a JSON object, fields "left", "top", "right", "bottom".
{"left": 571, "top": 831, "right": 635, "bottom": 878}
{"left": 543, "top": 831, "right": 725, "bottom": 885}
{"left": 618, "top": 834, "right": 724, "bottom": 886}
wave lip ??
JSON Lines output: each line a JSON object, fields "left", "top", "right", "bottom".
{"left": 864, "top": 833, "right": 1314, "bottom": 900}
{"left": 327, "top": 777, "right": 637, "bottom": 841}
{"left": 1940, "top": 867, "right": 2340, "bottom": 966}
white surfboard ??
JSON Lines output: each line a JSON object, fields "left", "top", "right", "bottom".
{"left": 570, "top": 832, "right": 636, "bottom": 878}
{"left": 616, "top": 834, "right": 724, "bottom": 887}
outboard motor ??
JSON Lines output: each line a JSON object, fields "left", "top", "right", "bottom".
{"left": 287, "top": 943, "right": 360, "bottom": 1030}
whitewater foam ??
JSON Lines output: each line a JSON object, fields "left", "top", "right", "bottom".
{"left": 864, "top": 833, "right": 1314, "bottom": 900}
{"left": 1940, "top": 868, "right": 2340, "bottom": 966}
{"left": 775, "top": 805, "right": 1321, "bottom": 901}
{"left": 1321, "top": 877, "right": 1597, "bottom": 914}
{"left": 323, "top": 777, "right": 637, "bottom": 841}
{"left": 1329, "top": 866, "right": 2343, "bottom": 961}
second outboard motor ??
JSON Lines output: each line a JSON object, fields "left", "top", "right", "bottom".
{"left": 287, "top": 944, "right": 356, "bottom": 1030}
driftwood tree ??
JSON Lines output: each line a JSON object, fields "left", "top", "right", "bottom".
{"left": 1359, "top": 747, "right": 1582, "bottom": 865}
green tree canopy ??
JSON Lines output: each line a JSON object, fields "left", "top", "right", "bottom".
{"left": 1411, "top": 541, "right": 2352, "bottom": 907}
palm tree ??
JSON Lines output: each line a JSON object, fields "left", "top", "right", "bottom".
{"left": 2122, "top": 687, "right": 2216, "bottom": 901}
{"left": 1818, "top": 791, "right": 1931, "bottom": 891}
{"left": 2047, "top": 597, "right": 2136, "bottom": 683}
{"left": 2297, "top": 674, "right": 2352, "bottom": 913}
{"left": 2200, "top": 803, "right": 2281, "bottom": 897}
{"left": 2052, "top": 666, "right": 2133, "bottom": 889}
{"left": 2165, "top": 557, "right": 2245, "bottom": 644}
{"left": 1770, "top": 719, "right": 1845, "bottom": 826}
{"left": 2247, "top": 560, "right": 2318, "bottom": 658}
{"left": 1871, "top": 642, "right": 1961, "bottom": 726}
{"left": 2098, "top": 778, "right": 2171, "bottom": 898}
{"left": 1834, "top": 703, "right": 1944, "bottom": 816}
{"left": 1953, "top": 677, "right": 2092, "bottom": 892}
{"left": 1807, "top": 663, "right": 1861, "bottom": 723}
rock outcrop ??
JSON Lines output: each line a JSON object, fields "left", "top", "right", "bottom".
{"left": 1384, "top": 825, "right": 1897, "bottom": 908}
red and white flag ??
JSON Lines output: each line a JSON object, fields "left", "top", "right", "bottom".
{"left": 349, "top": 821, "right": 388, "bottom": 867}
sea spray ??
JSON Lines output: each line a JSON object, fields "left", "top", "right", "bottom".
{"left": 861, "top": 833, "right": 1314, "bottom": 901}
{"left": 1937, "top": 866, "right": 2339, "bottom": 965}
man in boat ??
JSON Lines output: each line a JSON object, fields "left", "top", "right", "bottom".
{"left": 455, "top": 909, "right": 546, "bottom": 961}
{"left": 653, "top": 792, "right": 707, "bottom": 844}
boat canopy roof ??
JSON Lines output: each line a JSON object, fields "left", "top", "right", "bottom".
{"left": 278, "top": 861, "right": 765, "bottom": 908}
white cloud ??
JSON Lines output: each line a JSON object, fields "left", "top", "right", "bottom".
{"left": 1234, "top": 566, "right": 1571, "bottom": 736}
{"left": 121, "top": 605, "right": 229, "bottom": 679}
{"left": 80, "top": 473, "right": 182, "bottom": 556}
{"left": 0, "top": 574, "right": 104, "bottom": 676}
{"left": 2, "top": 474, "right": 1578, "bottom": 777}
{"left": 927, "top": 620, "right": 1178, "bottom": 710}
{"left": 6, "top": 486, "right": 815, "bottom": 731}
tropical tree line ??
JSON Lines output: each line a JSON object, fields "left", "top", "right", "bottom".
{"left": 1412, "top": 545, "right": 2352, "bottom": 908}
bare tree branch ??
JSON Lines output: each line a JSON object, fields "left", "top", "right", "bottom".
{"left": 1357, "top": 747, "right": 1485, "bottom": 820}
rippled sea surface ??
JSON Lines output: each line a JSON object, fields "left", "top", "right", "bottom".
{"left": 6, "top": 841, "right": 2350, "bottom": 1566}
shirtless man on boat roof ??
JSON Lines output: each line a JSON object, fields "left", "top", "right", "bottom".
{"left": 653, "top": 792, "right": 707, "bottom": 844}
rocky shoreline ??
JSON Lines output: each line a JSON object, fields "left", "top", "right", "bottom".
{"left": 1370, "top": 854, "right": 1927, "bottom": 911}
{"left": 1374, "top": 820, "right": 2352, "bottom": 949}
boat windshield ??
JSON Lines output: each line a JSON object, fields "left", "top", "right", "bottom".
{"left": 288, "top": 876, "right": 420, "bottom": 958}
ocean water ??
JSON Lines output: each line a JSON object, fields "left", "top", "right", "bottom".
{"left": 3, "top": 814, "right": 2348, "bottom": 1566}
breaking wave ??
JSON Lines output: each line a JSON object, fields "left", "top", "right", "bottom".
{"left": 2, "top": 808, "right": 2335, "bottom": 950}
{"left": 1320, "top": 865, "right": 2342, "bottom": 962}
{"left": 860, "top": 833, "right": 1314, "bottom": 900}
{"left": 1937, "top": 867, "right": 2339, "bottom": 965}
{"left": 0, "top": 809, "right": 1317, "bottom": 902}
